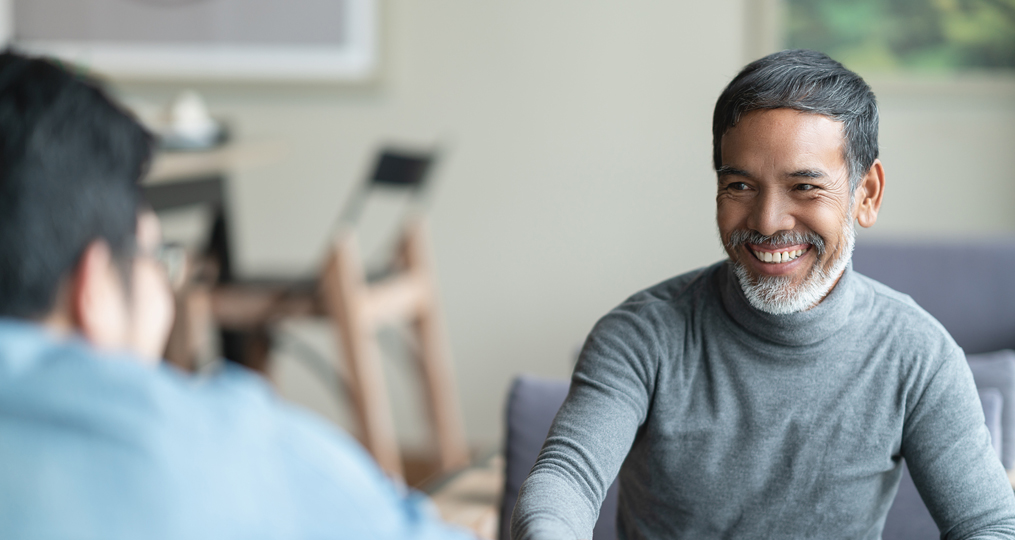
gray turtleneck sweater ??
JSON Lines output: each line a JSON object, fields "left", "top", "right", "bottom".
{"left": 511, "top": 261, "right": 1015, "bottom": 540}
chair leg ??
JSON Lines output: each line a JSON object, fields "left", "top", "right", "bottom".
{"left": 322, "top": 232, "right": 404, "bottom": 479}
{"left": 244, "top": 328, "right": 273, "bottom": 375}
{"left": 403, "top": 221, "right": 470, "bottom": 473}
{"left": 164, "top": 286, "right": 211, "bottom": 371}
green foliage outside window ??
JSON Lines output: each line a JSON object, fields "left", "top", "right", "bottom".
{"left": 786, "top": 0, "right": 1015, "bottom": 72}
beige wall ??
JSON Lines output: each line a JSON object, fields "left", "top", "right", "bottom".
{"left": 122, "top": 1, "right": 1015, "bottom": 449}
{"left": 872, "top": 81, "right": 1015, "bottom": 237}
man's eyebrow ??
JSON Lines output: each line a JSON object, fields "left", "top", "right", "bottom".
{"left": 716, "top": 166, "right": 751, "bottom": 178}
{"left": 788, "top": 169, "right": 825, "bottom": 179}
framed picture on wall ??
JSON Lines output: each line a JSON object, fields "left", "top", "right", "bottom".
{"left": 0, "top": 0, "right": 378, "bottom": 81}
{"left": 784, "top": 0, "right": 1015, "bottom": 74}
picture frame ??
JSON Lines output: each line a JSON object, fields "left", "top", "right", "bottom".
{"left": 741, "top": 0, "right": 1015, "bottom": 97}
{"left": 0, "top": 0, "right": 378, "bottom": 82}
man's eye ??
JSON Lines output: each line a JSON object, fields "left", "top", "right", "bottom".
{"left": 727, "top": 182, "right": 749, "bottom": 191}
{"left": 796, "top": 184, "right": 816, "bottom": 191}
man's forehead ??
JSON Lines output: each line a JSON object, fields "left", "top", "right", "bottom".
{"left": 732, "top": 108, "right": 844, "bottom": 135}
{"left": 721, "top": 109, "right": 848, "bottom": 168}
{"left": 718, "top": 109, "right": 852, "bottom": 181}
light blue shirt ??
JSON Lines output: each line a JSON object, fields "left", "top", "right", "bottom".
{"left": 0, "top": 320, "right": 474, "bottom": 539}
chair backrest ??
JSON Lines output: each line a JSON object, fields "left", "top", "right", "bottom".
{"left": 503, "top": 376, "right": 1004, "bottom": 540}
{"left": 852, "top": 240, "right": 1015, "bottom": 354}
{"left": 500, "top": 376, "right": 619, "bottom": 540}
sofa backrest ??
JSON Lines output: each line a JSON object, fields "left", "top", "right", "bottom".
{"left": 500, "top": 376, "right": 618, "bottom": 540}
{"left": 967, "top": 350, "right": 1015, "bottom": 468}
{"left": 852, "top": 240, "right": 1015, "bottom": 354}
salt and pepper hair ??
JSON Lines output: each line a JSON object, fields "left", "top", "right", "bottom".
{"left": 712, "top": 49, "right": 879, "bottom": 191}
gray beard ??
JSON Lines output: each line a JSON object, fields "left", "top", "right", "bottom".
{"left": 728, "top": 219, "right": 856, "bottom": 315}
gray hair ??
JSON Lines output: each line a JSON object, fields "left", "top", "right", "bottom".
{"left": 712, "top": 49, "right": 879, "bottom": 191}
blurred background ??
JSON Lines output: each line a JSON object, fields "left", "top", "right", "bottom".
{"left": 4, "top": 0, "right": 1013, "bottom": 463}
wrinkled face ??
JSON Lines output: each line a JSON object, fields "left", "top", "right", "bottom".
{"left": 125, "top": 211, "right": 175, "bottom": 362}
{"left": 716, "top": 108, "right": 858, "bottom": 314}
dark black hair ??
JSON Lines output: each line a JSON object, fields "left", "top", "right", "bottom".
{"left": 712, "top": 49, "right": 879, "bottom": 190}
{"left": 0, "top": 50, "right": 153, "bottom": 319}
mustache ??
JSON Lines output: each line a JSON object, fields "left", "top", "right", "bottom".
{"left": 725, "top": 229, "right": 826, "bottom": 255}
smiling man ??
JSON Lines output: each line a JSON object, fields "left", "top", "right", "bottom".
{"left": 511, "top": 50, "right": 1015, "bottom": 539}
{"left": 717, "top": 106, "right": 876, "bottom": 316}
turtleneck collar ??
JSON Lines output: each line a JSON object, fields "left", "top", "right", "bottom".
{"left": 716, "top": 259, "right": 862, "bottom": 348}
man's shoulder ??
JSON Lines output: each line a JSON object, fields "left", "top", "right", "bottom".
{"left": 0, "top": 321, "right": 434, "bottom": 538}
{"left": 854, "top": 271, "right": 941, "bottom": 326}
{"left": 852, "top": 271, "right": 959, "bottom": 357}
{"left": 0, "top": 321, "right": 287, "bottom": 460}
{"left": 590, "top": 261, "right": 724, "bottom": 341}
{"left": 0, "top": 322, "right": 353, "bottom": 457}
{"left": 619, "top": 261, "right": 723, "bottom": 313}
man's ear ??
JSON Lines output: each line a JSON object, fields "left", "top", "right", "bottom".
{"left": 71, "top": 240, "right": 128, "bottom": 350}
{"left": 853, "top": 159, "right": 885, "bottom": 228}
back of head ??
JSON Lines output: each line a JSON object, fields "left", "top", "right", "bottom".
{"left": 0, "top": 51, "right": 153, "bottom": 319}
{"left": 712, "top": 49, "right": 879, "bottom": 190}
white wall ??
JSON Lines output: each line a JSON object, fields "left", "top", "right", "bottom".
{"left": 121, "top": 1, "right": 1015, "bottom": 450}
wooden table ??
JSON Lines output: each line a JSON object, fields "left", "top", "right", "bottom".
{"left": 147, "top": 140, "right": 286, "bottom": 185}
{"left": 143, "top": 140, "right": 287, "bottom": 283}
{"left": 143, "top": 141, "right": 287, "bottom": 370}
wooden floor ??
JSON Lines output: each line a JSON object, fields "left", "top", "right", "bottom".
{"left": 429, "top": 455, "right": 503, "bottom": 540}
{"left": 425, "top": 458, "right": 1015, "bottom": 540}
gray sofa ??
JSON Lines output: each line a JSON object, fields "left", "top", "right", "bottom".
{"left": 501, "top": 241, "right": 1015, "bottom": 540}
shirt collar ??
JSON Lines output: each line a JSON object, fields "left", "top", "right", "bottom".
{"left": 717, "top": 259, "right": 859, "bottom": 347}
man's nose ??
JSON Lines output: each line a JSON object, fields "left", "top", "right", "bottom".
{"left": 746, "top": 190, "right": 795, "bottom": 237}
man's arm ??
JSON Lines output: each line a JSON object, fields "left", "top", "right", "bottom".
{"left": 902, "top": 344, "right": 1015, "bottom": 539}
{"left": 511, "top": 306, "right": 661, "bottom": 540}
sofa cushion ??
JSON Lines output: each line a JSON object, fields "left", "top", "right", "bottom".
{"left": 500, "top": 376, "right": 619, "bottom": 540}
{"left": 967, "top": 349, "right": 1015, "bottom": 468}
{"left": 855, "top": 388, "right": 1003, "bottom": 540}
{"left": 980, "top": 388, "right": 1004, "bottom": 460}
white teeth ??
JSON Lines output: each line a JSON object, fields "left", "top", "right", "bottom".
{"left": 752, "top": 248, "right": 807, "bottom": 264}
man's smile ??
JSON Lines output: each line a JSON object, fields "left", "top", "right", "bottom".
{"left": 741, "top": 242, "right": 814, "bottom": 277}
{"left": 747, "top": 243, "right": 811, "bottom": 264}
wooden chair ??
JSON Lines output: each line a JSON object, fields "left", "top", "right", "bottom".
{"left": 320, "top": 219, "right": 469, "bottom": 477}
{"left": 161, "top": 149, "right": 469, "bottom": 481}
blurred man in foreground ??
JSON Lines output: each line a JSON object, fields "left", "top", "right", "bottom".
{"left": 512, "top": 50, "right": 1015, "bottom": 539}
{"left": 0, "top": 51, "right": 473, "bottom": 540}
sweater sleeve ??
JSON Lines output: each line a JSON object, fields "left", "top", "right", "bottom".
{"left": 510, "top": 305, "right": 662, "bottom": 540}
{"left": 902, "top": 342, "right": 1015, "bottom": 539}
